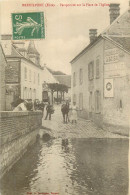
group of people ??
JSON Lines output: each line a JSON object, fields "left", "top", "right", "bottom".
{"left": 61, "top": 101, "right": 78, "bottom": 124}
{"left": 12, "top": 97, "right": 78, "bottom": 124}
{"left": 12, "top": 98, "right": 45, "bottom": 113}
{"left": 12, "top": 97, "right": 54, "bottom": 120}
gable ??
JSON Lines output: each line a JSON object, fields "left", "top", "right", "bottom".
{"left": 42, "top": 67, "right": 59, "bottom": 83}
{"left": 0, "top": 44, "right": 7, "bottom": 67}
{"left": 103, "top": 10, "right": 130, "bottom": 37}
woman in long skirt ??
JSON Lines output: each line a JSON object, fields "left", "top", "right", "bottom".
{"left": 71, "top": 102, "right": 78, "bottom": 123}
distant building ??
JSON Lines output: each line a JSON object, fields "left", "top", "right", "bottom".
{"left": 42, "top": 65, "right": 58, "bottom": 84}
{"left": 1, "top": 35, "right": 43, "bottom": 110}
{"left": 41, "top": 65, "right": 59, "bottom": 102}
{"left": 0, "top": 44, "right": 6, "bottom": 111}
{"left": 71, "top": 4, "right": 130, "bottom": 132}
{"left": 41, "top": 65, "right": 71, "bottom": 103}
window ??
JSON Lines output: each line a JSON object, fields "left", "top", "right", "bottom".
{"left": 88, "top": 61, "right": 94, "bottom": 80}
{"left": 119, "top": 100, "right": 123, "bottom": 109}
{"left": 23, "top": 87, "right": 27, "bottom": 99}
{"left": 79, "top": 93, "right": 83, "bottom": 110}
{"left": 24, "top": 67, "right": 27, "bottom": 80}
{"left": 95, "top": 90, "right": 101, "bottom": 113}
{"left": 29, "top": 70, "right": 31, "bottom": 82}
{"left": 96, "top": 57, "right": 100, "bottom": 79}
{"left": 73, "top": 94, "right": 76, "bottom": 103}
{"left": 27, "top": 88, "right": 29, "bottom": 99}
{"left": 73, "top": 72, "right": 76, "bottom": 87}
{"left": 79, "top": 68, "right": 83, "bottom": 85}
{"left": 89, "top": 92, "right": 93, "bottom": 112}
{"left": 34, "top": 72, "right": 35, "bottom": 84}
{"left": 30, "top": 88, "right": 32, "bottom": 99}
{"left": 33, "top": 89, "right": 36, "bottom": 100}
{"left": 38, "top": 73, "right": 40, "bottom": 85}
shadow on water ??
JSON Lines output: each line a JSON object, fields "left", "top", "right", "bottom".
{"left": 0, "top": 138, "right": 128, "bottom": 195}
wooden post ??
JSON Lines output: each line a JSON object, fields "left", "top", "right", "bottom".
{"left": 63, "top": 91, "right": 64, "bottom": 100}
{"left": 51, "top": 91, "right": 54, "bottom": 105}
{"left": 57, "top": 90, "right": 58, "bottom": 104}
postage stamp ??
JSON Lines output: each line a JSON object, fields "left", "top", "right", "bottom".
{"left": 11, "top": 12, "right": 45, "bottom": 40}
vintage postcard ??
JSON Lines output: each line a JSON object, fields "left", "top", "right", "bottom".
{"left": 0, "top": 0, "right": 129, "bottom": 194}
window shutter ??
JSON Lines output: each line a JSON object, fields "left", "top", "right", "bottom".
{"left": 92, "top": 61, "right": 94, "bottom": 79}
{"left": 96, "top": 58, "right": 100, "bottom": 79}
{"left": 99, "top": 91, "right": 101, "bottom": 112}
{"left": 88, "top": 61, "right": 94, "bottom": 80}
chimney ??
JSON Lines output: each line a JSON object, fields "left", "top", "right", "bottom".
{"left": 0, "top": 34, "right": 12, "bottom": 40}
{"left": 89, "top": 29, "right": 97, "bottom": 43}
{"left": 109, "top": 4, "right": 120, "bottom": 24}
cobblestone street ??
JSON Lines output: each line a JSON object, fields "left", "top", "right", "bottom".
{"left": 42, "top": 105, "right": 127, "bottom": 139}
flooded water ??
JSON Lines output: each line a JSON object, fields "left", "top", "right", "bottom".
{"left": 1, "top": 138, "right": 128, "bottom": 195}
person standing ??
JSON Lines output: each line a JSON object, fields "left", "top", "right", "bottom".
{"left": 70, "top": 102, "right": 78, "bottom": 124}
{"left": 45, "top": 102, "right": 52, "bottom": 120}
{"left": 38, "top": 101, "right": 45, "bottom": 117}
{"left": 61, "top": 100, "right": 70, "bottom": 123}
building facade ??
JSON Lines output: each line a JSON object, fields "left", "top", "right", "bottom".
{"left": 41, "top": 65, "right": 59, "bottom": 103}
{"left": 1, "top": 35, "right": 43, "bottom": 110}
{"left": 0, "top": 44, "right": 6, "bottom": 111}
{"left": 71, "top": 4, "right": 130, "bottom": 132}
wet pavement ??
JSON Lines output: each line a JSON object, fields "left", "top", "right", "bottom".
{"left": 42, "top": 105, "right": 127, "bottom": 139}
{"left": 1, "top": 137, "right": 128, "bottom": 195}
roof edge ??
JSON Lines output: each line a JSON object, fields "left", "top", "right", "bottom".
{"left": 101, "top": 9, "right": 129, "bottom": 36}
{"left": 70, "top": 35, "right": 102, "bottom": 64}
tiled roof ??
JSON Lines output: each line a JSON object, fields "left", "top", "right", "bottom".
{"left": 110, "top": 37, "right": 130, "bottom": 52}
{"left": 71, "top": 9, "right": 130, "bottom": 63}
{"left": 54, "top": 75, "right": 71, "bottom": 87}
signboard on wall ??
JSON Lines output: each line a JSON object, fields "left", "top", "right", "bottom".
{"left": 104, "top": 62, "right": 126, "bottom": 78}
{"left": 104, "top": 79, "right": 114, "bottom": 97}
{"left": 104, "top": 48, "right": 119, "bottom": 64}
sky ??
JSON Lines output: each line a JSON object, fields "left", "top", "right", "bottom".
{"left": 0, "top": 0, "right": 129, "bottom": 74}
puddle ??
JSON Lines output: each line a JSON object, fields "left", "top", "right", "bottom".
{"left": 0, "top": 138, "right": 128, "bottom": 195}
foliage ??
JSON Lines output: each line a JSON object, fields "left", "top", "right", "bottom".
{"left": 48, "top": 83, "right": 68, "bottom": 93}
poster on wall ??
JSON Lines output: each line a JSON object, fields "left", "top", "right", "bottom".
{"left": 104, "top": 78, "right": 114, "bottom": 97}
{"left": 0, "top": 0, "right": 129, "bottom": 195}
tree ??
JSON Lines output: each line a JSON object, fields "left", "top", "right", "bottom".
{"left": 47, "top": 83, "right": 68, "bottom": 104}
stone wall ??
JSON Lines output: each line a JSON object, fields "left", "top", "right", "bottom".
{"left": 6, "top": 60, "right": 20, "bottom": 83}
{"left": 0, "top": 111, "right": 42, "bottom": 178}
{"left": 103, "top": 76, "right": 129, "bottom": 136}
{"left": 103, "top": 40, "right": 130, "bottom": 136}
{"left": 5, "top": 59, "right": 21, "bottom": 107}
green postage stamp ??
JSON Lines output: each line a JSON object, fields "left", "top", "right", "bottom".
{"left": 12, "top": 12, "right": 45, "bottom": 40}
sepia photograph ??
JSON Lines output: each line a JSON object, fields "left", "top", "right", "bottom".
{"left": 0, "top": 0, "right": 129, "bottom": 194}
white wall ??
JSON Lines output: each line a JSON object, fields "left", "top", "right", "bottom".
{"left": 21, "top": 59, "right": 42, "bottom": 101}
{"left": 41, "top": 66, "right": 58, "bottom": 84}
{"left": 71, "top": 39, "right": 104, "bottom": 111}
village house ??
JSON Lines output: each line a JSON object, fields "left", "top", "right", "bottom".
{"left": 0, "top": 44, "right": 7, "bottom": 111}
{"left": 41, "top": 64, "right": 59, "bottom": 102}
{"left": 71, "top": 4, "right": 130, "bottom": 133}
{"left": 41, "top": 65, "right": 71, "bottom": 103}
{"left": 1, "top": 35, "right": 43, "bottom": 110}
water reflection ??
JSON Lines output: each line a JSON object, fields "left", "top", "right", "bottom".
{"left": 1, "top": 138, "right": 128, "bottom": 195}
